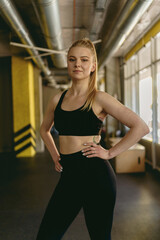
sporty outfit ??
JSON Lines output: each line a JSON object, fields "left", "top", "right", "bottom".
{"left": 36, "top": 90, "right": 117, "bottom": 240}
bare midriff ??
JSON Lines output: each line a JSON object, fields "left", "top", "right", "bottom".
{"left": 59, "top": 135, "right": 101, "bottom": 154}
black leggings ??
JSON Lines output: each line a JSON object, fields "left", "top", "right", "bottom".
{"left": 36, "top": 151, "right": 117, "bottom": 240}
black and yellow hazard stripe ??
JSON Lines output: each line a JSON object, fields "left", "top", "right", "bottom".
{"left": 12, "top": 56, "right": 36, "bottom": 157}
{"left": 14, "top": 124, "right": 36, "bottom": 156}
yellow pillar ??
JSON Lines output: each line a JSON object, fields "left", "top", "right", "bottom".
{"left": 12, "top": 56, "right": 36, "bottom": 157}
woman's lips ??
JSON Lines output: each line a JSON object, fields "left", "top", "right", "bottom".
{"left": 73, "top": 70, "right": 82, "bottom": 73}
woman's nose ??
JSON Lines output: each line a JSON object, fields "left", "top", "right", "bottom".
{"left": 75, "top": 59, "right": 81, "bottom": 67}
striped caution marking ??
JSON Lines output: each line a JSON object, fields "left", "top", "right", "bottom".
{"left": 14, "top": 124, "right": 36, "bottom": 157}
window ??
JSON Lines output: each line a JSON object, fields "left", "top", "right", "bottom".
{"left": 124, "top": 33, "right": 160, "bottom": 144}
{"left": 139, "top": 69, "right": 152, "bottom": 141}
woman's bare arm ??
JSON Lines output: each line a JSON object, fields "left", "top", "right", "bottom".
{"left": 40, "top": 92, "right": 63, "bottom": 172}
{"left": 83, "top": 91, "right": 149, "bottom": 160}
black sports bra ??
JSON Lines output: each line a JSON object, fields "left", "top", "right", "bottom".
{"left": 54, "top": 90, "right": 103, "bottom": 136}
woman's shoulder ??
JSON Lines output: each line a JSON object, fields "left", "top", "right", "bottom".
{"left": 94, "top": 90, "right": 121, "bottom": 109}
{"left": 49, "top": 90, "right": 67, "bottom": 111}
{"left": 95, "top": 90, "right": 111, "bottom": 102}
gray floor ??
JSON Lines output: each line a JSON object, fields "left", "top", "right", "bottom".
{"left": 0, "top": 150, "right": 160, "bottom": 240}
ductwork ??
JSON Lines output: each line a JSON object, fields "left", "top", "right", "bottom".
{"left": 100, "top": 0, "right": 136, "bottom": 47}
{"left": 0, "top": 0, "right": 55, "bottom": 83}
{"left": 98, "top": 0, "right": 153, "bottom": 69}
{"left": 90, "top": 0, "right": 111, "bottom": 41}
{"left": 35, "top": 0, "right": 67, "bottom": 68}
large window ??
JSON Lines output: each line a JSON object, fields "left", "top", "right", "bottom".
{"left": 139, "top": 69, "right": 152, "bottom": 141}
{"left": 124, "top": 33, "right": 160, "bottom": 144}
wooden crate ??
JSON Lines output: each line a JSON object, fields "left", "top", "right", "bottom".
{"left": 109, "top": 138, "right": 145, "bottom": 173}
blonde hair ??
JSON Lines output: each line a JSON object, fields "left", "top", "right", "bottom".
{"left": 68, "top": 38, "right": 98, "bottom": 111}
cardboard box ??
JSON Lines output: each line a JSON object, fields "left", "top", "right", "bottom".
{"left": 109, "top": 138, "right": 145, "bottom": 173}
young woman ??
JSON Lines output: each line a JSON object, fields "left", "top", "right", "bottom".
{"left": 36, "top": 38, "right": 149, "bottom": 240}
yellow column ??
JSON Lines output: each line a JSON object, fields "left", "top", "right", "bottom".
{"left": 12, "top": 56, "right": 36, "bottom": 157}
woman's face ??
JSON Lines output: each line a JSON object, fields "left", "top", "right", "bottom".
{"left": 67, "top": 46, "right": 96, "bottom": 81}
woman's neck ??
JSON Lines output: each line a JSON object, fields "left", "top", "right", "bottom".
{"left": 69, "top": 81, "right": 89, "bottom": 97}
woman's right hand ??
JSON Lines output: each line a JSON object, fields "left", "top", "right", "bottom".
{"left": 54, "top": 157, "right": 63, "bottom": 172}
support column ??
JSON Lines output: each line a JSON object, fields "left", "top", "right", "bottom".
{"left": 105, "top": 58, "right": 120, "bottom": 136}
{"left": 33, "top": 69, "right": 44, "bottom": 152}
{"left": 12, "top": 56, "right": 36, "bottom": 157}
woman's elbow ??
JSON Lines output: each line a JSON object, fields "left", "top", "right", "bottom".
{"left": 140, "top": 121, "right": 150, "bottom": 137}
{"left": 40, "top": 124, "right": 47, "bottom": 139}
{"left": 131, "top": 119, "right": 150, "bottom": 138}
{"left": 40, "top": 123, "right": 51, "bottom": 138}
{"left": 144, "top": 124, "right": 150, "bottom": 135}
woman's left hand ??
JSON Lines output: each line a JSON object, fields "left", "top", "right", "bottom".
{"left": 82, "top": 142, "right": 110, "bottom": 160}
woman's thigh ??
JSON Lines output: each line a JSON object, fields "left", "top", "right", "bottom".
{"left": 36, "top": 173, "right": 83, "bottom": 240}
{"left": 83, "top": 158, "right": 117, "bottom": 240}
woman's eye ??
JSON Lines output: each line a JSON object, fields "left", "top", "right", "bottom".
{"left": 69, "top": 58, "right": 75, "bottom": 62}
{"left": 68, "top": 58, "right": 88, "bottom": 62}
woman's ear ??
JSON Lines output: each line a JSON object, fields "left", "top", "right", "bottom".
{"left": 91, "top": 62, "right": 96, "bottom": 73}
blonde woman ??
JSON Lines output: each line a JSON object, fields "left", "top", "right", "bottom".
{"left": 36, "top": 38, "right": 149, "bottom": 240}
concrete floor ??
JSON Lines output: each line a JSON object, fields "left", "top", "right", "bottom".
{"left": 0, "top": 150, "right": 160, "bottom": 240}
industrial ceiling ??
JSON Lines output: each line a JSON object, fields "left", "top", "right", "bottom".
{"left": 0, "top": 0, "right": 160, "bottom": 87}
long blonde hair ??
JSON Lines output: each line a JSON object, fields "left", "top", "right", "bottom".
{"left": 68, "top": 38, "right": 98, "bottom": 111}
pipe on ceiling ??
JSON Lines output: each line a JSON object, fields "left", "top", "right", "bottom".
{"left": 90, "top": 0, "right": 110, "bottom": 41}
{"left": 100, "top": 0, "right": 136, "bottom": 47}
{"left": 36, "top": 0, "right": 67, "bottom": 68}
{"left": 0, "top": 0, "right": 55, "bottom": 83}
{"left": 98, "top": 0, "right": 153, "bottom": 69}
